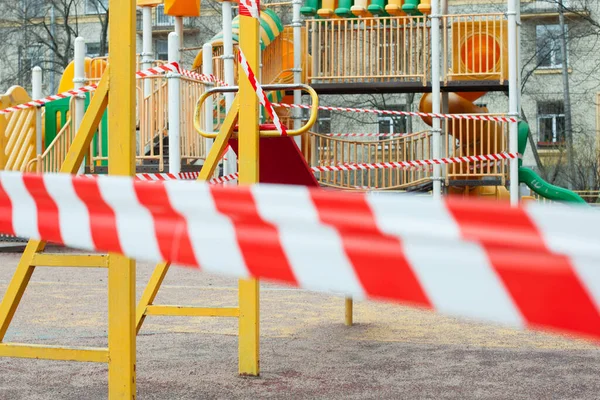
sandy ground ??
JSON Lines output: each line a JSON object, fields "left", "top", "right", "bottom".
{"left": 0, "top": 249, "right": 599, "bottom": 399}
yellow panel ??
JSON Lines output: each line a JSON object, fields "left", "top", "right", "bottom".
{"left": 164, "top": 0, "right": 200, "bottom": 16}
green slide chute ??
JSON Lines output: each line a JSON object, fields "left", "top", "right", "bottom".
{"left": 517, "top": 121, "right": 586, "bottom": 204}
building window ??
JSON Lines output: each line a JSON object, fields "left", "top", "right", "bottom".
{"left": 20, "top": 0, "right": 46, "bottom": 18}
{"left": 156, "top": 40, "right": 168, "bottom": 61}
{"left": 537, "top": 101, "right": 565, "bottom": 146}
{"left": 155, "top": 4, "right": 175, "bottom": 26}
{"left": 536, "top": 24, "right": 567, "bottom": 69}
{"left": 377, "top": 106, "right": 406, "bottom": 138}
{"left": 86, "top": 0, "right": 108, "bottom": 14}
{"left": 86, "top": 42, "right": 101, "bottom": 58}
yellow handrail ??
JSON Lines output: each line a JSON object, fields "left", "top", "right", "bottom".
{"left": 193, "top": 84, "right": 319, "bottom": 138}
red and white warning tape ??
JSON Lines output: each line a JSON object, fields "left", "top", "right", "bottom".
{"left": 325, "top": 133, "right": 409, "bottom": 138}
{"left": 0, "top": 62, "right": 218, "bottom": 116}
{"left": 135, "top": 62, "right": 180, "bottom": 78}
{"left": 311, "top": 152, "right": 518, "bottom": 173}
{"left": 179, "top": 68, "right": 228, "bottom": 86}
{"left": 83, "top": 171, "right": 238, "bottom": 185}
{"left": 0, "top": 84, "right": 99, "bottom": 115}
{"left": 238, "top": 50, "right": 287, "bottom": 136}
{"left": 134, "top": 172, "right": 199, "bottom": 181}
{"left": 0, "top": 171, "right": 599, "bottom": 340}
{"left": 273, "top": 103, "right": 519, "bottom": 123}
{"left": 209, "top": 172, "right": 239, "bottom": 184}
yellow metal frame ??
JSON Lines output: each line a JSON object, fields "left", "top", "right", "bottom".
{"left": 135, "top": 12, "right": 263, "bottom": 378}
{"left": 0, "top": 1, "right": 137, "bottom": 398}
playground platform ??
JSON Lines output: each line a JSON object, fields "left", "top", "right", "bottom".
{"left": 1, "top": 249, "right": 599, "bottom": 399}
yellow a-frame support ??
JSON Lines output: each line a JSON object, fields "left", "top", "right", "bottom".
{"left": 135, "top": 11, "right": 262, "bottom": 377}
{"left": 0, "top": 0, "right": 137, "bottom": 398}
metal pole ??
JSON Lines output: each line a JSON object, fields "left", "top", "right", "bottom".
{"left": 558, "top": 0, "right": 574, "bottom": 189}
{"left": 31, "top": 66, "right": 43, "bottom": 155}
{"left": 431, "top": 0, "right": 442, "bottom": 200}
{"left": 74, "top": 37, "right": 86, "bottom": 175}
{"left": 222, "top": 0, "right": 237, "bottom": 180}
{"left": 49, "top": 5, "right": 56, "bottom": 94}
{"left": 168, "top": 32, "right": 181, "bottom": 174}
{"left": 107, "top": 0, "right": 137, "bottom": 396}
{"left": 175, "top": 16, "right": 184, "bottom": 48}
{"left": 292, "top": 0, "right": 303, "bottom": 147}
{"left": 508, "top": 0, "right": 520, "bottom": 205}
{"left": 142, "top": 6, "right": 153, "bottom": 97}
{"left": 202, "top": 43, "right": 214, "bottom": 157}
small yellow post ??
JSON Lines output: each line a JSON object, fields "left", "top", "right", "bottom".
{"left": 237, "top": 11, "right": 261, "bottom": 377}
{"left": 107, "top": 0, "right": 137, "bottom": 398}
{"left": 345, "top": 298, "right": 353, "bottom": 326}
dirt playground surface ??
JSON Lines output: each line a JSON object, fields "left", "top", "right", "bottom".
{"left": 0, "top": 249, "right": 599, "bottom": 399}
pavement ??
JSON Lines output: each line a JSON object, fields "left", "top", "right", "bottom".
{"left": 0, "top": 249, "right": 599, "bottom": 399}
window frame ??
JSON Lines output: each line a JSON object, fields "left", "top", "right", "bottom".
{"left": 85, "top": 0, "right": 108, "bottom": 15}
{"left": 535, "top": 24, "right": 568, "bottom": 70}
{"left": 537, "top": 101, "right": 566, "bottom": 147}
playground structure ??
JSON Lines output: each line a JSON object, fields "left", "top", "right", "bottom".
{"left": 0, "top": 0, "right": 593, "bottom": 398}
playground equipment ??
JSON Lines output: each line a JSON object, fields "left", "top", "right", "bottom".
{"left": 0, "top": 0, "right": 591, "bottom": 397}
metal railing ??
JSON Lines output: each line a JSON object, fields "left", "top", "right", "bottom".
{"left": 27, "top": 99, "right": 75, "bottom": 173}
{"left": 306, "top": 130, "right": 432, "bottom": 190}
{"left": 442, "top": 13, "right": 507, "bottom": 83}
{"left": 444, "top": 115, "right": 509, "bottom": 183}
{"left": 306, "top": 16, "right": 430, "bottom": 84}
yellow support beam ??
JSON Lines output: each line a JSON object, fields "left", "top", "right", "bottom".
{"left": 146, "top": 306, "right": 240, "bottom": 317}
{"left": 107, "top": 0, "right": 137, "bottom": 398}
{"left": 136, "top": 261, "right": 171, "bottom": 334}
{"left": 197, "top": 96, "right": 240, "bottom": 181}
{"left": 0, "top": 344, "right": 109, "bottom": 363}
{"left": 237, "top": 12, "right": 261, "bottom": 377}
{"left": 31, "top": 254, "right": 109, "bottom": 268}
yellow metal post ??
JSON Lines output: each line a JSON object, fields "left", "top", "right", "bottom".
{"left": 237, "top": 12, "right": 261, "bottom": 377}
{"left": 107, "top": 0, "right": 137, "bottom": 398}
{"left": 345, "top": 298, "right": 353, "bottom": 326}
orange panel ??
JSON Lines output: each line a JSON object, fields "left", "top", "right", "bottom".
{"left": 164, "top": 0, "right": 200, "bottom": 16}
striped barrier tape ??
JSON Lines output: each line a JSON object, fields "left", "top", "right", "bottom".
{"left": 0, "top": 171, "right": 599, "bottom": 341}
{"left": 238, "top": 50, "right": 287, "bottom": 136}
{"left": 82, "top": 171, "right": 237, "bottom": 185}
{"left": 324, "top": 133, "right": 411, "bottom": 138}
{"left": 273, "top": 103, "right": 519, "bottom": 123}
{"left": 179, "top": 68, "right": 228, "bottom": 86}
{"left": 311, "top": 152, "right": 518, "bottom": 173}
{"left": 0, "top": 84, "right": 99, "bottom": 115}
{"left": 235, "top": 0, "right": 287, "bottom": 136}
{"left": 0, "top": 62, "right": 218, "bottom": 116}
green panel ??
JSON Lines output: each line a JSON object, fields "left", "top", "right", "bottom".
{"left": 84, "top": 92, "right": 109, "bottom": 167}
{"left": 44, "top": 97, "right": 71, "bottom": 148}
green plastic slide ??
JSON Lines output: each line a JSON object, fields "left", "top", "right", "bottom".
{"left": 517, "top": 121, "right": 586, "bottom": 204}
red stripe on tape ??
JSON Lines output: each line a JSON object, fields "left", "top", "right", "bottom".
{"left": 311, "top": 191, "right": 431, "bottom": 305}
{"left": 210, "top": 186, "right": 298, "bottom": 284}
